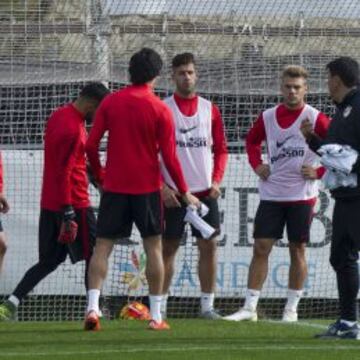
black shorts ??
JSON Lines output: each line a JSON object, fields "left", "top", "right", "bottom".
{"left": 96, "top": 191, "right": 162, "bottom": 239}
{"left": 253, "top": 200, "right": 314, "bottom": 243}
{"left": 163, "top": 196, "right": 220, "bottom": 240}
{"left": 39, "top": 207, "right": 96, "bottom": 264}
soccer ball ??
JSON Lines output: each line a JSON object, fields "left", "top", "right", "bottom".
{"left": 119, "top": 301, "right": 151, "bottom": 320}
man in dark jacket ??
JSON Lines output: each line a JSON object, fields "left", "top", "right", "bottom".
{"left": 301, "top": 56, "right": 360, "bottom": 340}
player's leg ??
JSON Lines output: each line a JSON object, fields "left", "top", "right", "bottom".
{"left": 85, "top": 237, "right": 114, "bottom": 330}
{"left": 197, "top": 237, "right": 218, "bottom": 317}
{"left": 85, "top": 192, "right": 130, "bottom": 330}
{"left": 283, "top": 202, "right": 313, "bottom": 322}
{"left": 194, "top": 196, "right": 221, "bottom": 319}
{"left": 0, "top": 223, "right": 7, "bottom": 272}
{"left": 288, "top": 243, "right": 307, "bottom": 290}
{"left": 248, "top": 238, "right": 275, "bottom": 290}
{"left": 336, "top": 199, "right": 360, "bottom": 327}
{"left": 73, "top": 207, "right": 97, "bottom": 291}
{"left": 143, "top": 234, "right": 168, "bottom": 327}
{"left": 224, "top": 201, "right": 284, "bottom": 321}
{"left": 224, "top": 238, "right": 275, "bottom": 322}
{"left": 316, "top": 199, "right": 360, "bottom": 339}
{"left": 162, "top": 239, "right": 180, "bottom": 293}
{"left": 284, "top": 242, "right": 307, "bottom": 322}
{"left": 133, "top": 191, "right": 169, "bottom": 330}
{"left": 161, "top": 204, "right": 186, "bottom": 317}
{"left": 0, "top": 210, "right": 67, "bottom": 321}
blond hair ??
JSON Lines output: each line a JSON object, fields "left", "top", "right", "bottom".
{"left": 282, "top": 65, "right": 308, "bottom": 80}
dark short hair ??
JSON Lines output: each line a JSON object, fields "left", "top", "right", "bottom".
{"left": 327, "top": 57, "right": 360, "bottom": 87}
{"left": 80, "top": 82, "right": 110, "bottom": 102}
{"left": 129, "top": 48, "right": 163, "bottom": 84}
{"left": 172, "top": 52, "right": 196, "bottom": 69}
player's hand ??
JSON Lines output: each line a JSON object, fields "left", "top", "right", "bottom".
{"left": 58, "top": 206, "right": 78, "bottom": 244}
{"left": 181, "top": 192, "right": 200, "bottom": 208}
{"left": 301, "top": 165, "right": 317, "bottom": 180}
{"left": 58, "top": 220, "right": 78, "bottom": 244}
{"left": 0, "top": 193, "right": 9, "bottom": 214}
{"left": 87, "top": 163, "right": 104, "bottom": 191}
{"left": 300, "top": 118, "right": 314, "bottom": 140}
{"left": 255, "top": 164, "right": 270, "bottom": 180}
{"left": 209, "top": 181, "right": 221, "bottom": 199}
{"left": 162, "top": 184, "right": 181, "bottom": 208}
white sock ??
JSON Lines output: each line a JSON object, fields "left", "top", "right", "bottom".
{"left": 161, "top": 294, "right": 168, "bottom": 315}
{"left": 8, "top": 295, "right": 20, "bottom": 308}
{"left": 149, "top": 295, "right": 162, "bottom": 322}
{"left": 201, "top": 292, "right": 215, "bottom": 313}
{"left": 243, "top": 289, "right": 260, "bottom": 311}
{"left": 86, "top": 289, "right": 100, "bottom": 314}
{"left": 285, "top": 289, "right": 303, "bottom": 312}
{"left": 340, "top": 319, "right": 357, "bottom": 327}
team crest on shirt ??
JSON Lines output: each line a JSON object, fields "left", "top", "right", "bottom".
{"left": 343, "top": 105, "right": 352, "bottom": 118}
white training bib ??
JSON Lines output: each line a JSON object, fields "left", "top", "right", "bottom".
{"left": 160, "top": 95, "right": 213, "bottom": 192}
{"left": 259, "top": 104, "right": 320, "bottom": 201}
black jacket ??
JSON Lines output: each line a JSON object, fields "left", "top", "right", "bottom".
{"left": 308, "top": 87, "right": 360, "bottom": 199}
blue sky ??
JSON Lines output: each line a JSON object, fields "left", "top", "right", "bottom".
{"left": 104, "top": 0, "right": 360, "bottom": 19}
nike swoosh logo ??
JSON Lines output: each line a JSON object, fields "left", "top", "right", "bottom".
{"left": 179, "top": 125, "right": 197, "bottom": 134}
{"left": 276, "top": 135, "right": 294, "bottom": 148}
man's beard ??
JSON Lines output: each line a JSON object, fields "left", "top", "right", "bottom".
{"left": 179, "top": 85, "right": 195, "bottom": 96}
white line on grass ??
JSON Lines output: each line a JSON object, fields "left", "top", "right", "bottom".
{"left": 0, "top": 344, "right": 360, "bottom": 358}
{"left": 264, "top": 319, "right": 328, "bottom": 330}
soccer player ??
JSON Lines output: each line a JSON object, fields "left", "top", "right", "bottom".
{"left": 302, "top": 57, "right": 360, "bottom": 339}
{"left": 0, "top": 152, "right": 10, "bottom": 272}
{"left": 84, "top": 48, "right": 199, "bottom": 331}
{"left": 224, "top": 65, "right": 330, "bottom": 322}
{"left": 0, "top": 82, "right": 109, "bottom": 320}
{"left": 160, "top": 53, "right": 228, "bottom": 319}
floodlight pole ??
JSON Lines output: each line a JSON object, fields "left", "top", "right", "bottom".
{"left": 87, "top": 0, "right": 111, "bottom": 86}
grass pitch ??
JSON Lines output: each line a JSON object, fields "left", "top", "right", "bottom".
{"left": 0, "top": 319, "right": 359, "bottom": 360}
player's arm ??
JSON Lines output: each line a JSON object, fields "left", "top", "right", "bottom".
{"left": 246, "top": 114, "right": 270, "bottom": 180}
{"left": 302, "top": 112, "right": 331, "bottom": 180}
{"left": 301, "top": 165, "right": 325, "bottom": 180}
{"left": 159, "top": 170, "right": 181, "bottom": 208}
{"left": 53, "top": 126, "right": 81, "bottom": 243}
{"left": 0, "top": 152, "right": 9, "bottom": 214}
{"left": 210, "top": 104, "right": 228, "bottom": 199}
{"left": 348, "top": 106, "right": 360, "bottom": 174}
{"left": 301, "top": 112, "right": 331, "bottom": 153}
{"left": 85, "top": 100, "right": 108, "bottom": 186}
{"left": 314, "top": 112, "right": 330, "bottom": 178}
{"left": 162, "top": 183, "right": 181, "bottom": 208}
{"left": 54, "top": 126, "right": 81, "bottom": 208}
{"left": 158, "top": 106, "right": 199, "bottom": 207}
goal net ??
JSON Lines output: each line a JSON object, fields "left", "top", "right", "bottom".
{"left": 0, "top": 0, "right": 359, "bottom": 320}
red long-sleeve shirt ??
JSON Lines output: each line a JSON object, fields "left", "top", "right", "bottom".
{"left": 86, "top": 84, "right": 188, "bottom": 194}
{"left": 0, "top": 152, "right": 3, "bottom": 193}
{"left": 246, "top": 104, "right": 330, "bottom": 204}
{"left": 173, "top": 93, "right": 228, "bottom": 184}
{"left": 41, "top": 103, "right": 90, "bottom": 211}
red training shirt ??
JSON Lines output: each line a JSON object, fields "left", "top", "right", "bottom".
{"left": 86, "top": 84, "right": 188, "bottom": 194}
{"left": 41, "top": 103, "right": 90, "bottom": 211}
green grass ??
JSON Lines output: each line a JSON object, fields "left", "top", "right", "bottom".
{"left": 0, "top": 319, "right": 359, "bottom": 360}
